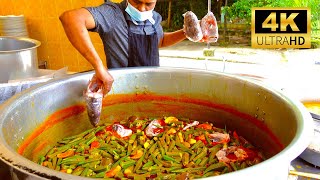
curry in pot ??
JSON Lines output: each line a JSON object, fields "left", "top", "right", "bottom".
{"left": 37, "top": 116, "right": 264, "bottom": 179}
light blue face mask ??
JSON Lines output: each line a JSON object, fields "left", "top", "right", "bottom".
{"left": 125, "top": 2, "right": 155, "bottom": 24}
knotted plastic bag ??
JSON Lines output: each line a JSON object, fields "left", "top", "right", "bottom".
{"left": 200, "top": 12, "right": 219, "bottom": 43}
{"left": 83, "top": 75, "right": 103, "bottom": 126}
{"left": 183, "top": 11, "right": 203, "bottom": 42}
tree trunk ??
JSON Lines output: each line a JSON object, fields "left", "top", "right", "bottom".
{"left": 224, "top": 0, "right": 228, "bottom": 44}
{"left": 167, "top": 0, "right": 172, "bottom": 28}
{"left": 216, "top": 0, "right": 223, "bottom": 20}
{"left": 188, "top": 0, "right": 194, "bottom": 12}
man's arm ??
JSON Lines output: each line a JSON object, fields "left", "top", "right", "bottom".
{"left": 159, "top": 29, "right": 186, "bottom": 48}
{"left": 59, "top": 8, "right": 113, "bottom": 95}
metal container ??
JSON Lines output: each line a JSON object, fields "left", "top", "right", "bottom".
{"left": 0, "top": 68, "right": 314, "bottom": 180}
{"left": 0, "top": 37, "right": 41, "bottom": 83}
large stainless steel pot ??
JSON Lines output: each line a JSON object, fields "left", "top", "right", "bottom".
{"left": 0, "top": 37, "right": 41, "bottom": 83}
{"left": 0, "top": 68, "right": 313, "bottom": 180}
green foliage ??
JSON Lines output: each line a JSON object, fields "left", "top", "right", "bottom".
{"left": 311, "top": 39, "right": 320, "bottom": 49}
{"left": 224, "top": 0, "right": 320, "bottom": 30}
{"left": 271, "top": 0, "right": 320, "bottom": 30}
{"left": 223, "top": 0, "right": 273, "bottom": 23}
{"left": 155, "top": 0, "right": 212, "bottom": 31}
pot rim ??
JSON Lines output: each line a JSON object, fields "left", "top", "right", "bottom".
{"left": 0, "top": 36, "right": 41, "bottom": 53}
{"left": 0, "top": 67, "right": 314, "bottom": 179}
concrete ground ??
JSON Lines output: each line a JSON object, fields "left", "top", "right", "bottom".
{"left": 159, "top": 40, "right": 320, "bottom": 101}
{"left": 159, "top": 40, "right": 320, "bottom": 65}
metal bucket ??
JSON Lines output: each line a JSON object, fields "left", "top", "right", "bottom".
{"left": 0, "top": 37, "right": 41, "bottom": 83}
{"left": 0, "top": 68, "right": 314, "bottom": 179}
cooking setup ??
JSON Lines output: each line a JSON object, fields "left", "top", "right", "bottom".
{"left": 0, "top": 1, "right": 320, "bottom": 180}
{"left": 0, "top": 65, "right": 319, "bottom": 179}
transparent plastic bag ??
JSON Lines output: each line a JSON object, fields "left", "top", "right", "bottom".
{"left": 83, "top": 75, "right": 103, "bottom": 126}
{"left": 200, "top": 12, "right": 219, "bottom": 43}
{"left": 183, "top": 11, "right": 203, "bottom": 42}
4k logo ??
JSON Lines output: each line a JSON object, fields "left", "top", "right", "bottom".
{"left": 252, "top": 8, "right": 311, "bottom": 48}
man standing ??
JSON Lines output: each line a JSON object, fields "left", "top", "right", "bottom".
{"left": 60, "top": 0, "right": 189, "bottom": 95}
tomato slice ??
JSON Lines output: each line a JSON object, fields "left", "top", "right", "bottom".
{"left": 197, "top": 123, "right": 212, "bottom": 130}
{"left": 153, "top": 128, "right": 164, "bottom": 134}
{"left": 158, "top": 119, "right": 166, "bottom": 126}
{"left": 105, "top": 125, "right": 113, "bottom": 132}
{"left": 90, "top": 141, "right": 100, "bottom": 149}
{"left": 195, "top": 135, "right": 207, "bottom": 145}
{"left": 226, "top": 153, "right": 238, "bottom": 161}
{"left": 95, "top": 130, "right": 105, "bottom": 136}
{"left": 239, "top": 147, "right": 258, "bottom": 160}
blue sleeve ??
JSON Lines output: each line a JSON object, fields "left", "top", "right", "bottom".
{"left": 85, "top": 3, "right": 122, "bottom": 33}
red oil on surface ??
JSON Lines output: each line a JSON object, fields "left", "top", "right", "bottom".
{"left": 18, "top": 93, "right": 284, "bottom": 156}
{"left": 17, "top": 105, "right": 85, "bottom": 155}
{"left": 103, "top": 94, "right": 284, "bottom": 149}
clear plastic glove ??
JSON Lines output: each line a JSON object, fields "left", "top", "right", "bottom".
{"left": 183, "top": 11, "right": 203, "bottom": 42}
{"left": 200, "top": 12, "right": 219, "bottom": 43}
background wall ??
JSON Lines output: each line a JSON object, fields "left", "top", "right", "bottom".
{"left": 0, "top": 0, "right": 123, "bottom": 72}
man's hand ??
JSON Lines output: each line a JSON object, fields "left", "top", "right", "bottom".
{"left": 95, "top": 66, "right": 114, "bottom": 96}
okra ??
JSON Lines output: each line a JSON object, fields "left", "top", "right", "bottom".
{"left": 80, "top": 167, "right": 89, "bottom": 177}
{"left": 158, "top": 173, "right": 176, "bottom": 180}
{"left": 85, "top": 136, "right": 97, "bottom": 146}
{"left": 52, "top": 156, "right": 57, "bottom": 169}
{"left": 134, "top": 150, "right": 146, "bottom": 172}
{"left": 190, "top": 140, "right": 202, "bottom": 150}
{"left": 204, "top": 133, "right": 212, "bottom": 146}
{"left": 77, "top": 158, "right": 100, "bottom": 166}
{"left": 171, "top": 167, "right": 206, "bottom": 173}
{"left": 182, "top": 152, "right": 189, "bottom": 166}
{"left": 61, "top": 128, "right": 94, "bottom": 141}
{"left": 199, "top": 157, "right": 208, "bottom": 167}
{"left": 175, "top": 142, "right": 193, "bottom": 154}
{"left": 61, "top": 155, "right": 85, "bottom": 165}
{"left": 151, "top": 154, "right": 162, "bottom": 166}
{"left": 37, "top": 116, "right": 264, "bottom": 178}
{"left": 141, "top": 161, "right": 154, "bottom": 169}
{"left": 204, "top": 162, "right": 226, "bottom": 174}
{"left": 157, "top": 141, "right": 165, "bottom": 157}
{"left": 159, "top": 137, "right": 168, "bottom": 152}
{"left": 163, "top": 155, "right": 179, "bottom": 163}
{"left": 165, "top": 151, "right": 180, "bottom": 157}
{"left": 129, "top": 134, "right": 137, "bottom": 144}
{"left": 165, "top": 134, "right": 171, "bottom": 145}
{"left": 192, "top": 147, "right": 207, "bottom": 162}
{"left": 38, "top": 156, "right": 45, "bottom": 165}
{"left": 94, "top": 171, "right": 106, "bottom": 178}
{"left": 240, "top": 161, "right": 247, "bottom": 169}
{"left": 230, "top": 162, "right": 238, "bottom": 171}
{"left": 146, "top": 142, "right": 157, "bottom": 158}
{"left": 120, "top": 160, "right": 136, "bottom": 169}
{"left": 167, "top": 140, "right": 175, "bottom": 152}
{"left": 111, "top": 155, "right": 128, "bottom": 169}
{"left": 72, "top": 166, "right": 84, "bottom": 176}
{"left": 195, "top": 158, "right": 202, "bottom": 165}
{"left": 45, "top": 148, "right": 56, "bottom": 157}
